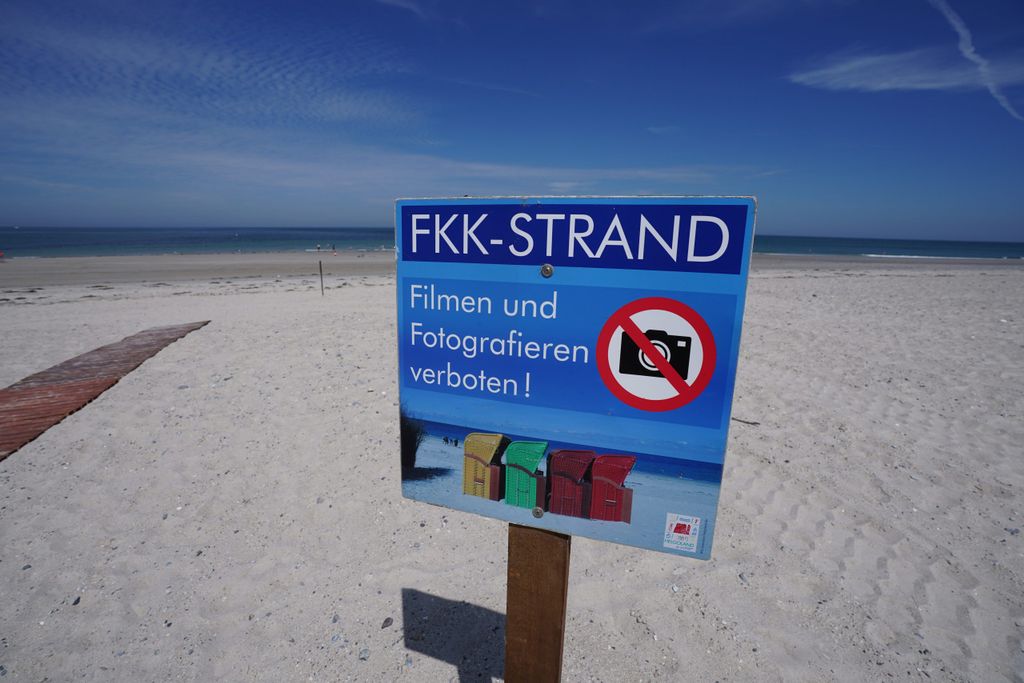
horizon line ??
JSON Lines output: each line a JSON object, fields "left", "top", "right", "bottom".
{"left": 2, "top": 225, "right": 1022, "bottom": 245}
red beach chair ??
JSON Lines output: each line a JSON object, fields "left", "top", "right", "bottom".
{"left": 589, "top": 455, "right": 636, "bottom": 523}
{"left": 547, "top": 450, "right": 595, "bottom": 518}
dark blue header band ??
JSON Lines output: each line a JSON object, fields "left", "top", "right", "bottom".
{"left": 397, "top": 200, "right": 752, "bottom": 275}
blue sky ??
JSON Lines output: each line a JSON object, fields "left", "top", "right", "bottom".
{"left": 1, "top": 0, "right": 1022, "bottom": 240}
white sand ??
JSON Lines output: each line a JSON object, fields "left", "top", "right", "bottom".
{"left": 0, "top": 255, "right": 1021, "bottom": 681}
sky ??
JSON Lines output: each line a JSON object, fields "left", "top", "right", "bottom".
{"left": 0, "top": 0, "right": 1022, "bottom": 240}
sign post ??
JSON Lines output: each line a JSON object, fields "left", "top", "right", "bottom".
{"left": 505, "top": 524, "right": 571, "bottom": 682}
{"left": 395, "top": 196, "right": 755, "bottom": 678}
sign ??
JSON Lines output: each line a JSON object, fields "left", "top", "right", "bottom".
{"left": 397, "top": 197, "right": 755, "bottom": 559}
{"left": 596, "top": 297, "right": 716, "bottom": 412}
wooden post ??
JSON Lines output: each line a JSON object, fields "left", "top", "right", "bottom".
{"left": 505, "top": 524, "right": 571, "bottom": 683}
{"left": 319, "top": 260, "right": 324, "bottom": 296}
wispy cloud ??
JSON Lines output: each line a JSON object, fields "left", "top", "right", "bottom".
{"left": 0, "top": 90, "right": 744, "bottom": 224}
{"left": 0, "top": 8, "right": 414, "bottom": 128}
{"left": 439, "top": 77, "right": 541, "bottom": 98}
{"left": 747, "top": 168, "right": 786, "bottom": 179}
{"left": 925, "top": 0, "right": 1023, "bottom": 121}
{"left": 789, "top": 1, "right": 1024, "bottom": 122}
{"left": 789, "top": 48, "right": 1024, "bottom": 92}
{"left": 0, "top": 1, "right": 785, "bottom": 226}
{"left": 373, "top": 0, "right": 429, "bottom": 20}
{"left": 637, "top": 0, "right": 852, "bottom": 33}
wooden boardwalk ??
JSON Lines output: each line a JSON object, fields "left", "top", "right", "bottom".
{"left": 0, "top": 321, "right": 210, "bottom": 460}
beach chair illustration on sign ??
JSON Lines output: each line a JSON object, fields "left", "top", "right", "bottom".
{"left": 503, "top": 441, "right": 548, "bottom": 509}
{"left": 462, "top": 433, "right": 509, "bottom": 501}
{"left": 589, "top": 455, "right": 637, "bottom": 523}
{"left": 547, "top": 450, "right": 595, "bottom": 518}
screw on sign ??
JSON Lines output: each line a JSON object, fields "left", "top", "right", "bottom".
{"left": 596, "top": 297, "right": 716, "bottom": 412}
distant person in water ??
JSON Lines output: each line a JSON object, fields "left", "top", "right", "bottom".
{"left": 316, "top": 244, "right": 321, "bottom": 251}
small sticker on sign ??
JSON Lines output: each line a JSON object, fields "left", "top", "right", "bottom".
{"left": 664, "top": 513, "right": 701, "bottom": 553}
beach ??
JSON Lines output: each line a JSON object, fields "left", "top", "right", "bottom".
{"left": 0, "top": 252, "right": 1021, "bottom": 681}
{"left": 0, "top": 250, "right": 395, "bottom": 288}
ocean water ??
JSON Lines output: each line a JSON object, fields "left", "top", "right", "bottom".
{"left": 755, "top": 235, "right": 1024, "bottom": 260}
{"left": 0, "top": 226, "right": 393, "bottom": 257}
{"left": 0, "top": 226, "right": 1021, "bottom": 259}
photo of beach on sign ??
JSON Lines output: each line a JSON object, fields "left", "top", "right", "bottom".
{"left": 401, "top": 419, "right": 723, "bottom": 556}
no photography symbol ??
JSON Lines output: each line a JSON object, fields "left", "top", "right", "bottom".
{"left": 596, "top": 297, "right": 716, "bottom": 412}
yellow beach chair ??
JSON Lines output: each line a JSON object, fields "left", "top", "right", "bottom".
{"left": 462, "top": 433, "right": 509, "bottom": 500}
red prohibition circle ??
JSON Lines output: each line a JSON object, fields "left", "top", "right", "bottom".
{"left": 596, "top": 296, "right": 717, "bottom": 412}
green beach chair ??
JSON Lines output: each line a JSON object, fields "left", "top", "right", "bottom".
{"left": 504, "top": 441, "right": 548, "bottom": 509}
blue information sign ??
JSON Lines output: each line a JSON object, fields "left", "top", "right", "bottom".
{"left": 397, "top": 196, "right": 755, "bottom": 559}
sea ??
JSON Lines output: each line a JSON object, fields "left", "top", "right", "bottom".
{"left": 0, "top": 227, "right": 393, "bottom": 258}
{"left": 0, "top": 226, "right": 1022, "bottom": 260}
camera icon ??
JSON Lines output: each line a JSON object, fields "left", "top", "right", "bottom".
{"left": 619, "top": 329, "right": 692, "bottom": 380}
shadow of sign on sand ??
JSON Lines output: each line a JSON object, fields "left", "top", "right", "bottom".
{"left": 402, "top": 588, "right": 504, "bottom": 681}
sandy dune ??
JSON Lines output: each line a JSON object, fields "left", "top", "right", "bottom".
{"left": 0, "top": 254, "right": 1021, "bottom": 681}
